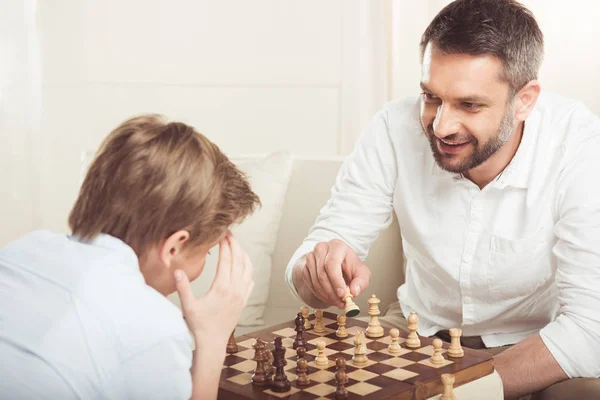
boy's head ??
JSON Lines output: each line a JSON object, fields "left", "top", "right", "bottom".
{"left": 69, "top": 114, "right": 260, "bottom": 294}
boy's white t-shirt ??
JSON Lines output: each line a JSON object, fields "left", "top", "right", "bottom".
{"left": 0, "top": 230, "right": 193, "bottom": 399}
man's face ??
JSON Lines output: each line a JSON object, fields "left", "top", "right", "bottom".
{"left": 420, "top": 43, "right": 516, "bottom": 174}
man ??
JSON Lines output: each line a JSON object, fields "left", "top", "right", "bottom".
{"left": 0, "top": 115, "right": 261, "bottom": 399}
{"left": 286, "top": 0, "right": 600, "bottom": 399}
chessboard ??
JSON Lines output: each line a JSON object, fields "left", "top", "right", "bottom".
{"left": 219, "top": 311, "right": 494, "bottom": 399}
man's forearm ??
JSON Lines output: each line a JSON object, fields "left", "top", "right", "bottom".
{"left": 191, "top": 339, "right": 227, "bottom": 400}
{"left": 291, "top": 255, "right": 329, "bottom": 309}
{"left": 493, "top": 333, "right": 568, "bottom": 399}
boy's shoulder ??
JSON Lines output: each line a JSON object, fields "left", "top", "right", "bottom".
{"left": 1, "top": 230, "right": 191, "bottom": 358}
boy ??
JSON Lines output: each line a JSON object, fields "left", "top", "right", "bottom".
{"left": 0, "top": 114, "right": 261, "bottom": 399}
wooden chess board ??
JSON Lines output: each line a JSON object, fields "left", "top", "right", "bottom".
{"left": 219, "top": 311, "right": 494, "bottom": 399}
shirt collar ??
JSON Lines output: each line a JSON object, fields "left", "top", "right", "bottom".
{"left": 69, "top": 233, "right": 139, "bottom": 264}
{"left": 494, "top": 104, "right": 541, "bottom": 190}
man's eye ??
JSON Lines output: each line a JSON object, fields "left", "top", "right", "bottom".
{"left": 463, "top": 102, "right": 481, "bottom": 110}
{"left": 421, "top": 92, "right": 438, "bottom": 101}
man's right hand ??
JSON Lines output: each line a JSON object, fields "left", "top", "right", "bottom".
{"left": 292, "top": 239, "right": 371, "bottom": 309}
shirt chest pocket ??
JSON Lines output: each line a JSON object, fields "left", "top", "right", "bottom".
{"left": 486, "top": 226, "right": 555, "bottom": 300}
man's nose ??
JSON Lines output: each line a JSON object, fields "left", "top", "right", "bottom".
{"left": 432, "top": 103, "right": 460, "bottom": 138}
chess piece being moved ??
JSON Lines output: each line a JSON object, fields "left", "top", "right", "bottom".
{"left": 440, "top": 373, "right": 457, "bottom": 400}
{"left": 251, "top": 339, "right": 269, "bottom": 386}
{"left": 314, "top": 309, "right": 326, "bottom": 333}
{"left": 300, "top": 305, "right": 312, "bottom": 330}
{"left": 226, "top": 330, "right": 238, "bottom": 353}
{"left": 295, "top": 347, "right": 310, "bottom": 386}
{"left": 431, "top": 338, "right": 445, "bottom": 364}
{"left": 342, "top": 286, "right": 360, "bottom": 317}
{"left": 270, "top": 337, "right": 291, "bottom": 393}
{"left": 352, "top": 331, "right": 368, "bottom": 366}
{"left": 336, "top": 314, "right": 348, "bottom": 338}
{"left": 406, "top": 311, "right": 421, "bottom": 348}
{"left": 388, "top": 328, "right": 402, "bottom": 353}
{"left": 334, "top": 357, "right": 349, "bottom": 399}
{"left": 447, "top": 328, "right": 464, "bottom": 358}
{"left": 293, "top": 312, "right": 307, "bottom": 349}
{"left": 315, "top": 340, "right": 329, "bottom": 367}
{"left": 366, "top": 294, "right": 384, "bottom": 338}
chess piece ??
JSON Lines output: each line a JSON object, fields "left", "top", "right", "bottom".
{"left": 406, "top": 311, "right": 421, "bottom": 348}
{"left": 447, "top": 328, "right": 464, "bottom": 358}
{"left": 336, "top": 314, "right": 348, "bottom": 338}
{"left": 365, "top": 294, "right": 384, "bottom": 338}
{"left": 440, "top": 373, "right": 457, "bottom": 400}
{"left": 263, "top": 345, "right": 275, "bottom": 382}
{"left": 226, "top": 330, "right": 238, "bottom": 353}
{"left": 342, "top": 286, "right": 360, "bottom": 317}
{"left": 388, "top": 328, "right": 402, "bottom": 353}
{"left": 334, "top": 357, "right": 349, "bottom": 399}
{"left": 293, "top": 312, "right": 307, "bottom": 349}
{"left": 295, "top": 347, "right": 311, "bottom": 386}
{"left": 431, "top": 338, "right": 445, "bottom": 364}
{"left": 270, "top": 337, "right": 291, "bottom": 393}
{"left": 314, "top": 309, "right": 326, "bottom": 333}
{"left": 352, "top": 331, "right": 368, "bottom": 366}
{"left": 300, "top": 305, "right": 312, "bottom": 330}
{"left": 251, "top": 339, "right": 269, "bottom": 386}
{"left": 315, "top": 340, "right": 329, "bottom": 367}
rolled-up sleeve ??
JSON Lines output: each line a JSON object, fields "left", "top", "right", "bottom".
{"left": 285, "top": 108, "right": 399, "bottom": 300}
{"left": 540, "top": 131, "right": 600, "bottom": 378}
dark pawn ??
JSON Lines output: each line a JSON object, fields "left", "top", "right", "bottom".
{"left": 295, "top": 347, "right": 311, "bottom": 386}
{"left": 226, "top": 330, "right": 238, "bottom": 354}
{"left": 270, "top": 337, "right": 291, "bottom": 393}
{"left": 334, "top": 357, "right": 349, "bottom": 399}
{"left": 293, "top": 312, "right": 307, "bottom": 350}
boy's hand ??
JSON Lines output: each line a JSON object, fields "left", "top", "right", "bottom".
{"left": 174, "top": 232, "right": 254, "bottom": 346}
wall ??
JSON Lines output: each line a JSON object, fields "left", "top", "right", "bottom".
{"left": 2, "top": 0, "right": 599, "bottom": 244}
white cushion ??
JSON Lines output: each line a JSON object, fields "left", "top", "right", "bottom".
{"left": 168, "top": 151, "right": 293, "bottom": 326}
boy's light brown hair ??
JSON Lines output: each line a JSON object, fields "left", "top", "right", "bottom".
{"left": 69, "top": 114, "right": 260, "bottom": 256}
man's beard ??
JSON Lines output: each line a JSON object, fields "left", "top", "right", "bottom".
{"left": 426, "top": 105, "right": 516, "bottom": 174}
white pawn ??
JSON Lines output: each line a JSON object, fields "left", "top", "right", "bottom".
{"left": 388, "top": 328, "right": 402, "bottom": 353}
{"left": 315, "top": 341, "right": 329, "bottom": 367}
{"left": 352, "top": 332, "right": 368, "bottom": 366}
{"left": 366, "top": 294, "right": 384, "bottom": 338}
{"left": 336, "top": 314, "right": 348, "bottom": 338}
{"left": 314, "top": 309, "right": 326, "bottom": 333}
{"left": 406, "top": 312, "right": 421, "bottom": 348}
{"left": 431, "top": 338, "right": 445, "bottom": 364}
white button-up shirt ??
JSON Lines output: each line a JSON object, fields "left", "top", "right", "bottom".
{"left": 285, "top": 91, "right": 600, "bottom": 378}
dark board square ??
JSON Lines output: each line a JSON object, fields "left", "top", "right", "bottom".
{"left": 402, "top": 351, "right": 431, "bottom": 362}
{"left": 220, "top": 367, "right": 244, "bottom": 380}
{"left": 367, "top": 351, "right": 393, "bottom": 363}
{"left": 224, "top": 355, "right": 248, "bottom": 367}
{"left": 327, "top": 341, "right": 354, "bottom": 352}
{"left": 366, "top": 341, "right": 388, "bottom": 351}
{"left": 364, "top": 374, "right": 403, "bottom": 388}
{"left": 364, "top": 362, "right": 396, "bottom": 375}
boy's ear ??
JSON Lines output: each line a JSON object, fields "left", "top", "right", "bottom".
{"left": 514, "top": 80, "right": 541, "bottom": 122}
{"left": 159, "top": 230, "right": 190, "bottom": 268}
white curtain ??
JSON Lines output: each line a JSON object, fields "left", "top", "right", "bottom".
{"left": 0, "top": 0, "right": 40, "bottom": 245}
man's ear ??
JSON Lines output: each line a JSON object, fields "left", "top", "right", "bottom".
{"left": 514, "top": 80, "right": 541, "bottom": 122}
{"left": 159, "top": 230, "right": 190, "bottom": 268}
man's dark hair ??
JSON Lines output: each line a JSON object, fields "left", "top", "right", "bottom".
{"left": 420, "top": 0, "right": 544, "bottom": 94}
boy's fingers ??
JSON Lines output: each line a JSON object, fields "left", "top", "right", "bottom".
{"left": 213, "top": 237, "right": 232, "bottom": 286}
{"left": 174, "top": 270, "right": 194, "bottom": 313}
{"left": 227, "top": 234, "right": 245, "bottom": 277}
